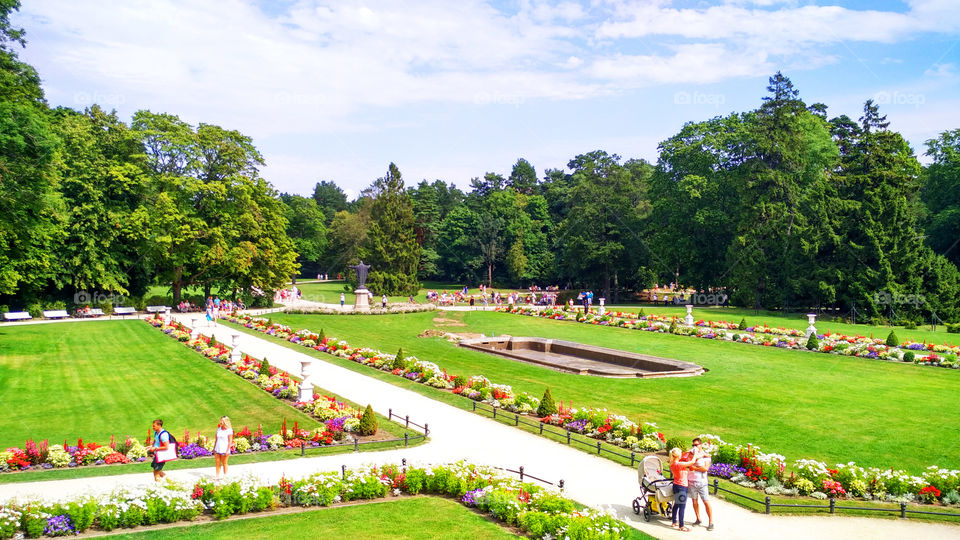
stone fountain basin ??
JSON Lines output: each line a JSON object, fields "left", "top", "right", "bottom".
{"left": 459, "top": 336, "right": 703, "bottom": 378}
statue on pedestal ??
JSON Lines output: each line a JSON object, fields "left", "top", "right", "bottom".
{"left": 349, "top": 261, "right": 371, "bottom": 288}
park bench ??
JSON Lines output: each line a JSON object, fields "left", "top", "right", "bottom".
{"left": 3, "top": 311, "right": 32, "bottom": 322}
{"left": 113, "top": 306, "right": 136, "bottom": 317}
{"left": 88, "top": 308, "right": 105, "bottom": 317}
{"left": 146, "top": 306, "right": 170, "bottom": 314}
{"left": 42, "top": 310, "right": 70, "bottom": 319}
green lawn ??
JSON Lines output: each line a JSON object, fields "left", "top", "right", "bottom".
{"left": 605, "top": 304, "right": 960, "bottom": 347}
{"left": 251, "top": 311, "right": 960, "bottom": 472}
{"left": 107, "top": 497, "right": 523, "bottom": 539}
{"left": 0, "top": 320, "right": 322, "bottom": 448}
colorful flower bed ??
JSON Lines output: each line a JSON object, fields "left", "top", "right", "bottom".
{"left": 0, "top": 462, "right": 629, "bottom": 539}
{"left": 500, "top": 306, "right": 960, "bottom": 368}
{"left": 223, "top": 312, "right": 960, "bottom": 508}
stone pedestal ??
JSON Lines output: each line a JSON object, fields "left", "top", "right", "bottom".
{"left": 190, "top": 319, "right": 200, "bottom": 339}
{"left": 684, "top": 304, "right": 694, "bottom": 326}
{"left": 805, "top": 313, "right": 817, "bottom": 338}
{"left": 598, "top": 298, "right": 606, "bottom": 316}
{"left": 354, "top": 288, "right": 371, "bottom": 311}
{"left": 229, "top": 333, "right": 242, "bottom": 364}
{"left": 298, "top": 358, "right": 314, "bottom": 402}
{"left": 164, "top": 307, "right": 172, "bottom": 326}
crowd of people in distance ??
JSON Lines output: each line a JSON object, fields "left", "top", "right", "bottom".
{"left": 423, "top": 284, "right": 560, "bottom": 308}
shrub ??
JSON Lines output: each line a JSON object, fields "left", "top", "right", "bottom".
{"left": 258, "top": 358, "right": 271, "bottom": 377}
{"left": 903, "top": 351, "right": 915, "bottom": 363}
{"left": 668, "top": 318, "right": 678, "bottom": 333}
{"left": 805, "top": 333, "right": 819, "bottom": 351}
{"left": 738, "top": 317, "right": 748, "bottom": 330}
{"left": 904, "top": 320, "right": 917, "bottom": 330}
{"left": 318, "top": 329, "right": 325, "bottom": 343}
{"left": 358, "top": 405, "right": 378, "bottom": 436}
{"left": 392, "top": 348, "right": 405, "bottom": 370}
{"left": 451, "top": 375, "right": 467, "bottom": 388}
{"left": 947, "top": 323, "right": 960, "bottom": 334}
{"left": 536, "top": 388, "right": 558, "bottom": 417}
{"left": 885, "top": 330, "right": 899, "bottom": 347}
{"left": 665, "top": 436, "right": 687, "bottom": 453}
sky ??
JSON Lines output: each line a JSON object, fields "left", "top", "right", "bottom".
{"left": 12, "top": 0, "right": 960, "bottom": 199}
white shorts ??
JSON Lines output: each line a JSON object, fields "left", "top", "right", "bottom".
{"left": 689, "top": 480, "right": 709, "bottom": 500}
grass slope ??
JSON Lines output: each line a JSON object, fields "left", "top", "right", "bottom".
{"left": 108, "top": 497, "right": 523, "bottom": 539}
{"left": 258, "top": 311, "right": 960, "bottom": 471}
{"left": 0, "top": 320, "right": 321, "bottom": 448}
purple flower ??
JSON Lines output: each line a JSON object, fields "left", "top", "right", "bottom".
{"left": 564, "top": 419, "right": 590, "bottom": 433}
{"left": 44, "top": 514, "right": 75, "bottom": 536}
{"left": 178, "top": 443, "right": 213, "bottom": 459}
{"left": 708, "top": 463, "right": 745, "bottom": 479}
{"left": 462, "top": 488, "right": 485, "bottom": 506}
{"left": 906, "top": 343, "right": 926, "bottom": 350}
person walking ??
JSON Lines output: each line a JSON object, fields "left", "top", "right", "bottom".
{"left": 213, "top": 416, "right": 234, "bottom": 479}
{"left": 146, "top": 419, "right": 172, "bottom": 482}
{"left": 689, "top": 438, "right": 715, "bottom": 530}
{"left": 381, "top": 294, "right": 388, "bottom": 309}
{"left": 669, "top": 446, "right": 701, "bottom": 532}
{"left": 340, "top": 292, "right": 345, "bottom": 309}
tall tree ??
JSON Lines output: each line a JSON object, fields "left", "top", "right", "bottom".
{"left": 359, "top": 163, "right": 420, "bottom": 295}
{"left": 508, "top": 158, "right": 537, "bottom": 194}
{"left": 727, "top": 72, "right": 837, "bottom": 310}
{"left": 312, "top": 180, "right": 348, "bottom": 224}
{"left": 280, "top": 194, "right": 328, "bottom": 276}
{"left": 558, "top": 151, "right": 646, "bottom": 300}
{"left": 923, "top": 129, "right": 960, "bottom": 269}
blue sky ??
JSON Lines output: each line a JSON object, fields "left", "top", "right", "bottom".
{"left": 12, "top": 0, "right": 960, "bottom": 198}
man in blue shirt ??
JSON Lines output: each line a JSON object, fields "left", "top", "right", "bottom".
{"left": 146, "top": 418, "right": 171, "bottom": 482}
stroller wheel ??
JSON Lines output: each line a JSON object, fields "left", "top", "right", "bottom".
{"left": 643, "top": 505, "right": 651, "bottom": 522}
{"left": 632, "top": 498, "right": 641, "bottom": 515}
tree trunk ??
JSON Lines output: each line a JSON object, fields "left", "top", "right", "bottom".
{"left": 172, "top": 267, "right": 183, "bottom": 304}
{"left": 613, "top": 272, "right": 619, "bottom": 304}
{"left": 603, "top": 270, "right": 611, "bottom": 304}
{"left": 487, "top": 263, "right": 493, "bottom": 288}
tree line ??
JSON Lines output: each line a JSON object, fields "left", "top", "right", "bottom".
{"left": 292, "top": 74, "right": 960, "bottom": 322}
{"left": 2, "top": 1, "right": 959, "bottom": 322}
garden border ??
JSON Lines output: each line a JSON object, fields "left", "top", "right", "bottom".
{"left": 712, "top": 480, "right": 960, "bottom": 520}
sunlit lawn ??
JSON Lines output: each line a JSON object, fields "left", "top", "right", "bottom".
{"left": 0, "top": 320, "right": 321, "bottom": 448}
{"left": 250, "top": 310, "right": 960, "bottom": 472}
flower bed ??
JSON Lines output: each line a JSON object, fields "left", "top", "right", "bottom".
{"left": 500, "top": 306, "right": 960, "bottom": 368}
{"left": 222, "top": 312, "right": 960, "bottom": 508}
{"left": 0, "top": 462, "right": 629, "bottom": 539}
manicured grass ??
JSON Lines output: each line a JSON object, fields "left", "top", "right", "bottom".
{"left": 596, "top": 304, "right": 960, "bottom": 348}
{"left": 0, "top": 320, "right": 323, "bottom": 448}
{"left": 294, "top": 280, "right": 533, "bottom": 306}
{"left": 251, "top": 311, "right": 960, "bottom": 471}
{"left": 108, "top": 497, "right": 523, "bottom": 539}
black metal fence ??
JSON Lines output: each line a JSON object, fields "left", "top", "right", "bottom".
{"left": 471, "top": 401, "right": 644, "bottom": 467}
{"left": 711, "top": 476, "right": 960, "bottom": 519}
{"left": 472, "top": 401, "right": 960, "bottom": 521}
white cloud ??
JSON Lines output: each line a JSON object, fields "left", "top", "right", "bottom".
{"left": 12, "top": 0, "right": 960, "bottom": 191}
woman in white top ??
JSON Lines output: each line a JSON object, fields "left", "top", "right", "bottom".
{"left": 213, "top": 415, "right": 234, "bottom": 478}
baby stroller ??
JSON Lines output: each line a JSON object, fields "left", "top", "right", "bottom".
{"left": 632, "top": 455, "right": 674, "bottom": 522}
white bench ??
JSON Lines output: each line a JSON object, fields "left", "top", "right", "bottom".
{"left": 42, "top": 310, "right": 70, "bottom": 319}
{"left": 146, "top": 306, "right": 170, "bottom": 313}
{"left": 88, "top": 308, "right": 105, "bottom": 317}
{"left": 3, "top": 311, "right": 32, "bottom": 322}
{"left": 114, "top": 307, "right": 136, "bottom": 317}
